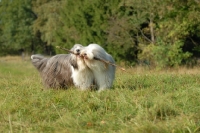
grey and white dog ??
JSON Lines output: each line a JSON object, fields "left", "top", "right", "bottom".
{"left": 69, "top": 44, "right": 95, "bottom": 90}
{"left": 80, "top": 44, "right": 116, "bottom": 92}
{"left": 31, "top": 44, "right": 85, "bottom": 89}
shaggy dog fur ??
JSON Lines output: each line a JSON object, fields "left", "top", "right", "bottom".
{"left": 31, "top": 44, "right": 84, "bottom": 89}
{"left": 69, "top": 44, "right": 95, "bottom": 90}
{"left": 31, "top": 54, "right": 73, "bottom": 89}
{"left": 80, "top": 43, "right": 116, "bottom": 91}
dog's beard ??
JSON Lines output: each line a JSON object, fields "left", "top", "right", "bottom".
{"left": 70, "top": 48, "right": 94, "bottom": 90}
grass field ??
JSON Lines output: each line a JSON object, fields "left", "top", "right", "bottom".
{"left": 0, "top": 56, "right": 200, "bottom": 133}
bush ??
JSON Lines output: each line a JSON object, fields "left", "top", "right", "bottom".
{"left": 138, "top": 39, "right": 192, "bottom": 68}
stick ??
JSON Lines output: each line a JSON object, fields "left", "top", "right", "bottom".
{"left": 94, "top": 57, "right": 126, "bottom": 71}
{"left": 56, "top": 46, "right": 76, "bottom": 54}
{"left": 56, "top": 46, "right": 126, "bottom": 71}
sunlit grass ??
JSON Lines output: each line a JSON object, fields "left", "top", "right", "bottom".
{"left": 0, "top": 56, "right": 200, "bottom": 133}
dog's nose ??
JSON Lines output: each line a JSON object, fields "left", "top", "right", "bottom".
{"left": 80, "top": 53, "right": 87, "bottom": 57}
{"left": 76, "top": 49, "right": 80, "bottom": 53}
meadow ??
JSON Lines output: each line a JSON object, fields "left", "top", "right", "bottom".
{"left": 0, "top": 56, "right": 200, "bottom": 133}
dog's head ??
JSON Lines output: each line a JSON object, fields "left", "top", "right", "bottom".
{"left": 70, "top": 44, "right": 84, "bottom": 56}
{"left": 80, "top": 44, "right": 113, "bottom": 70}
{"left": 80, "top": 44, "right": 106, "bottom": 60}
{"left": 80, "top": 49, "right": 93, "bottom": 60}
{"left": 69, "top": 44, "right": 85, "bottom": 69}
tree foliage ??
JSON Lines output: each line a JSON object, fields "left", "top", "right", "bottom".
{"left": 0, "top": 0, "right": 35, "bottom": 55}
{"left": 0, "top": 0, "right": 200, "bottom": 67}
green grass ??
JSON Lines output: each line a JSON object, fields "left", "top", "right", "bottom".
{"left": 0, "top": 56, "right": 200, "bottom": 133}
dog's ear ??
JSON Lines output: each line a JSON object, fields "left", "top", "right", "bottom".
{"left": 69, "top": 57, "right": 78, "bottom": 70}
{"left": 92, "top": 49, "right": 106, "bottom": 60}
{"left": 92, "top": 50, "right": 109, "bottom": 70}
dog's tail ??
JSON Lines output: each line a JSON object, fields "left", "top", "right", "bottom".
{"left": 31, "top": 54, "right": 48, "bottom": 72}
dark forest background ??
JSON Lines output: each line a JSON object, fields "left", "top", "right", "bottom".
{"left": 1, "top": 0, "right": 200, "bottom": 68}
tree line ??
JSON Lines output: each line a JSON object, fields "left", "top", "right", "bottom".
{"left": 0, "top": 0, "right": 200, "bottom": 67}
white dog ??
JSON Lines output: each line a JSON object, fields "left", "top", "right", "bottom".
{"left": 80, "top": 43, "right": 116, "bottom": 91}
{"left": 69, "top": 44, "right": 95, "bottom": 90}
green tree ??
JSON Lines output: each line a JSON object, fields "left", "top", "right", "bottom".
{"left": 1, "top": 0, "right": 200, "bottom": 68}
{"left": 55, "top": 0, "right": 121, "bottom": 53}
{"left": 32, "top": 0, "right": 62, "bottom": 54}
{"left": 127, "top": 0, "right": 200, "bottom": 67}
{"left": 0, "top": 0, "right": 35, "bottom": 55}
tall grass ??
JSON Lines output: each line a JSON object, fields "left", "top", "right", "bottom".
{"left": 0, "top": 56, "right": 200, "bottom": 133}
